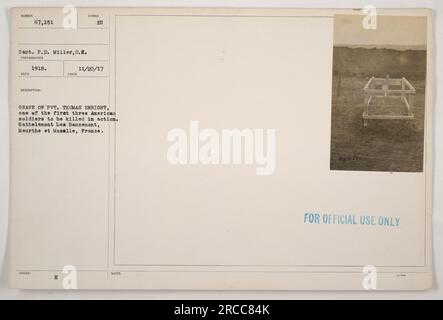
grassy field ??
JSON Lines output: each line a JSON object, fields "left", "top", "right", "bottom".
{"left": 330, "top": 47, "right": 426, "bottom": 172}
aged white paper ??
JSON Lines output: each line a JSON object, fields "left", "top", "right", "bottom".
{"left": 8, "top": 7, "right": 433, "bottom": 290}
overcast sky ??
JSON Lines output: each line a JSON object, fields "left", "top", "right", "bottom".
{"left": 334, "top": 15, "right": 427, "bottom": 50}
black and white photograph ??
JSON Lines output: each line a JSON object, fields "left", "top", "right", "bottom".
{"left": 330, "top": 15, "right": 427, "bottom": 172}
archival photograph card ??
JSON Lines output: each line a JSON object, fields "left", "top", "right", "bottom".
{"left": 8, "top": 7, "right": 433, "bottom": 290}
